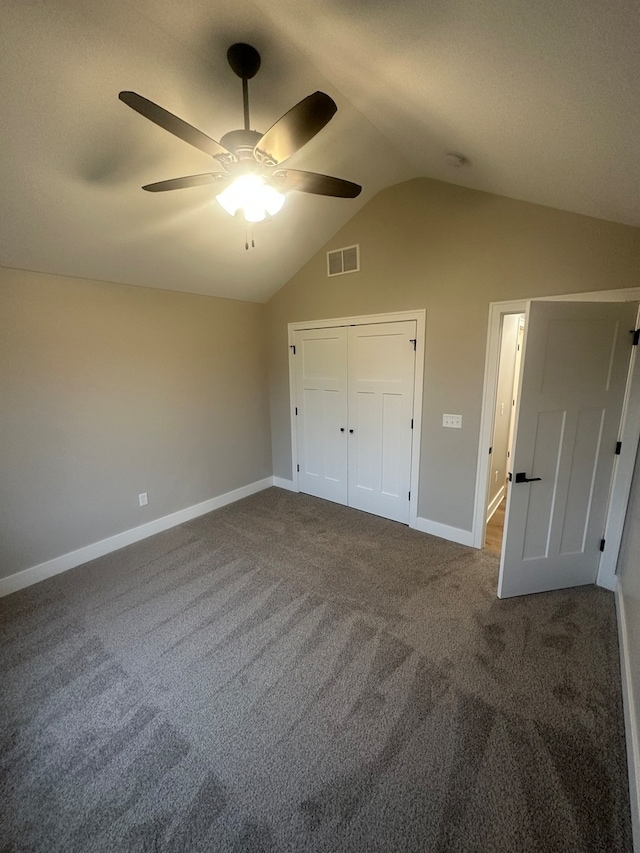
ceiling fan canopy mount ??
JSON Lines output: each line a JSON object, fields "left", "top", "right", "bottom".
{"left": 226, "top": 43, "right": 261, "bottom": 81}
{"left": 118, "top": 43, "right": 361, "bottom": 221}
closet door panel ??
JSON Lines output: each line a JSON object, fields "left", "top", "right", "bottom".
{"left": 347, "top": 322, "right": 416, "bottom": 523}
{"left": 380, "top": 391, "right": 404, "bottom": 497}
{"left": 294, "top": 328, "right": 348, "bottom": 504}
{"left": 354, "top": 391, "right": 377, "bottom": 492}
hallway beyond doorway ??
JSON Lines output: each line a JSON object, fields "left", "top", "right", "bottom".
{"left": 485, "top": 497, "right": 506, "bottom": 554}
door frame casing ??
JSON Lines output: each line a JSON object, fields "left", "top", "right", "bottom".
{"left": 288, "top": 310, "right": 426, "bottom": 530}
{"left": 473, "top": 299, "right": 528, "bottom": 553}
{"left": 473, "top": 289, "right": 640, "bottom": 591}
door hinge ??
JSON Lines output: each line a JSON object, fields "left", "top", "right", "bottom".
{"left": 411, "top": 418, "right": 414, "bottom": 429}
{"left": 408, "top": 491, "right": 411, "bottom": 500}
{"left": 599, "top": 538, "right": 606, "bottom": 552}
{"left": 489, "top": 446, "right": 492, "bottom": 455}
{"left": 297, "top": 464, "right": 300, "bottom": 472}
{"left": 409, "top": 338, "right": 417, "bottom": 351}
{"left": 615, "top": 440, "right": 622, "bottom": 455}
{"left": 631, "top": 330, "right": 640, "bottom": 346}
{"left": 295, "top": 407, "right": 298, "bottom": 416}
{"left": 290, "top": 344, "right": 296, "bottom": 354}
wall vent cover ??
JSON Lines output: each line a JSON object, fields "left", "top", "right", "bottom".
{"left": 327, "top": 244, "right": 359, "bottom": 277}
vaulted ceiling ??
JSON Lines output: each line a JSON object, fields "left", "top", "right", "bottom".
{"left": 2, "top": 0, "right": 639, "bottom": 302}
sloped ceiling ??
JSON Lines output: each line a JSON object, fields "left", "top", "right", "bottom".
{"left": 1, "top": 0, "right": 639, "bottom": 302}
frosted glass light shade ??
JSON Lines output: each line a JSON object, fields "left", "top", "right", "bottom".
{"left": 216, "top": 175, "right": 285, "bottom": 222}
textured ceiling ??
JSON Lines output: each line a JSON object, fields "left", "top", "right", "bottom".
{"left": 1, "top": 0, "right": 639, "bottom": 302}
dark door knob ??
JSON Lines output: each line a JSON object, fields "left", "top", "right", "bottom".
{"left": 340, "top": 428, "right": 345, "bottom": 432}
{"left": 349, "top": 429, "right": 354, "bottom": 433}
{"left": 514, "top": 472, "right": 542, "bottom": 483}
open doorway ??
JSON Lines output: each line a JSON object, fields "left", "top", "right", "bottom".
{"left": 474, "top": 291, "right": 640, "bottom": 596}
{"left": 484, "top": 313, "right": 525, "bottom": 553}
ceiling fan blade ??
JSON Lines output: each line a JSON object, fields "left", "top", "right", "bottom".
{"left": 142, "top": 173, "right": 230, "bottom": 193}
{"left": 119, "top": 92, "right": 233, "bottom": 160}
{"left": 274, "top": 169, "right": 362, "bottom": 198}
{"left": 254, "top": 92, "right": 337, "bottom": 165}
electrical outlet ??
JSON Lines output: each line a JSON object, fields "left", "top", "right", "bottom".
{"left": 442, "top": 414, "right": 462, "bottom": 429}
{"left": 138, "top": 492, "right": 148, "bottom": 507}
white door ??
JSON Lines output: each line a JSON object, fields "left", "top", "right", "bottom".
{"left": 294, "top": 327, "right": 348, "bottom": 504}
{"left": 498, "top": 300, "right": 637, "bottom": 598}
{"left": 347, "top": 321, "right": 416, "bottom": 523}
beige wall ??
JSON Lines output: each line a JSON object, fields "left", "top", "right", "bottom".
{"left": 0, "top": 267, "right": 272, "bottom": 578}
{"left": 4, "top": 179, "right": 640, "bottom": 578}
{"left": 266, "top": 177, "right": 640, "bottom": 531}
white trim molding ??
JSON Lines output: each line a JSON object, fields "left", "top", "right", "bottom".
{"left": 486, "top": 486, "right": 506, "bottom": 524}
{"left": 289, "top": 309, "right": 425, "bottom": 332}
{"left": 272, "top": 477, "right": 296, "bottom": 491}
{"left": 415, "top": 517, "right": 475, "bottom": 547}
{"left": 0, "top": 477, "right": 274, "bottom": 598}
{"left": 615, "top": 582, "right": 640, "bottom": 851}
{"left": 597, "top": 303, "right": 640, "bottom": 590}
{"left": 473, "top": 300, "right": 526, "bottom": 549}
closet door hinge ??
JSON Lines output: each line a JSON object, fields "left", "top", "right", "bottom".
{"left": 297, "top": 464, "right": 300, "bottom": 472}
{"left": 615, "top": 440, "right": 622, "bottom": 455}
{"left": 295, "top": 407, "right": 298, "bottom": 416}
{"left": 599, "top": 538, "right": 606, "bottom": 552}
{"left": 408, "top": 491, "right": 411, "bottom": 501}
{"left": 411, "top": 418, "right": 414, "bottom": 429}
{"left": 631, "top": 330, "right": 640, "bottom": 346}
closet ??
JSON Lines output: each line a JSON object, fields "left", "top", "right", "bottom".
{"left": 292, "top": 320, "right": 417, "bottom": 524}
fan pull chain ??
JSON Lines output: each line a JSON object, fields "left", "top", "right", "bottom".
{"left": 244, "top": 227, "right": 256, "bottom": 251}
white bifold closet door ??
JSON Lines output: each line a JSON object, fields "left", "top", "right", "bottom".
{"left": 294, "top": 320, "right": 416, "bottom": 524}
{"left": 294, "top": 326, "right": 348, "bottom": 505}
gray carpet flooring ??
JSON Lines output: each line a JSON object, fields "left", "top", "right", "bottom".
{"left": 0, "top": 487, "right": 632, "bottom": 852}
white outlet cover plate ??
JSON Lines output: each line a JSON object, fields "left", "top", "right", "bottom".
{"left": 138, "top": 492, "right": 148, "bottom": 506}
{"left": 443, "top": 414, "right": 462, "bottom": 429}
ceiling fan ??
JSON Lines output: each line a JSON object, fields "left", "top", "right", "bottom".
{"left": 119, "top": 43, "right": 362, "bottom": 223}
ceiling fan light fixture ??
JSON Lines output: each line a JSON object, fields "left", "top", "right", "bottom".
{"left": 216, "top": 174, "right": 285, "bottom": 222}
{"left": 120, "top": 45, "right": 361, "bottom": 216}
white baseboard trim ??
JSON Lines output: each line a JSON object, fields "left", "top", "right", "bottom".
{"left": 272, "top": 477, "right": 296, "bottom": 492}
{"left": 415, "top": 517, "right": 475, "bottom": 547}
{"left": 616, "top": 581, "right": 640, "bottom": 852}
{"left": 597, "top": 568, "right": 617, "bottom": 592}
{"left": 486, "top": 486, "right": 505, "bottom": 524}
{"left": 0, "top": 477, "right": 274, "bottom": 598}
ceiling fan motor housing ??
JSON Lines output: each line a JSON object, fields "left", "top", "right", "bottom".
{"left": 218, "top": 129, "right": 264, "bottom": 163}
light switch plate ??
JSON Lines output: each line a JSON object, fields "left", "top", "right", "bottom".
{"left": 443, "top": 414, "right": 462, "bottom": 429}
